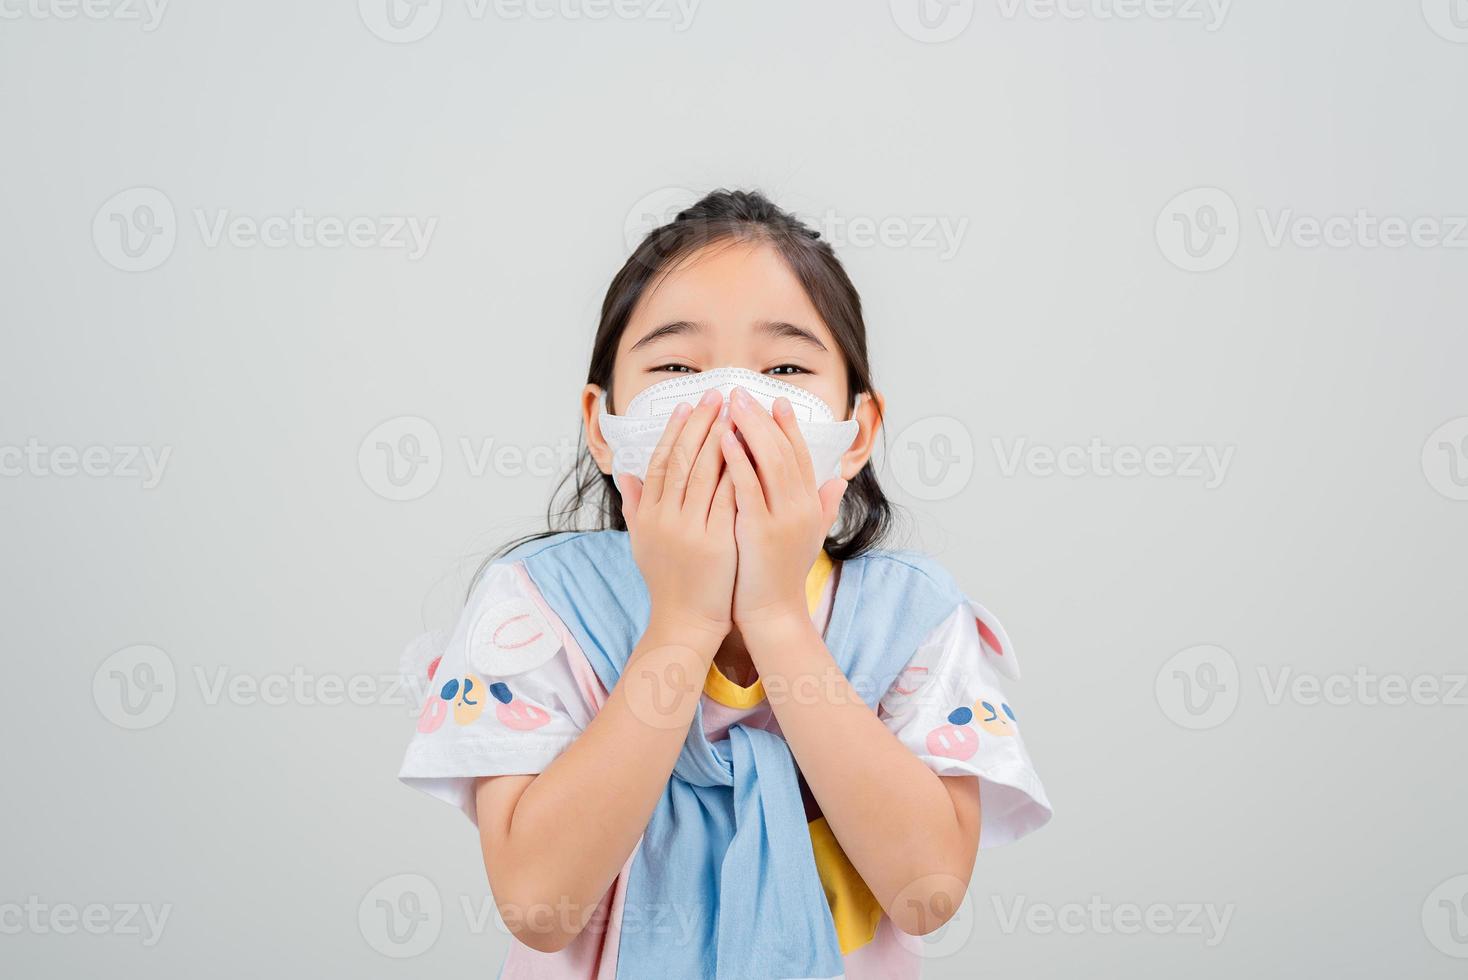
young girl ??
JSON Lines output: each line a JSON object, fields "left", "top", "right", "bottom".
{"left": 399, "top": 190, "right": 1051, "bottom": 979}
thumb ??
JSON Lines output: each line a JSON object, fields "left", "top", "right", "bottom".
{"left": 817, "top": 477, "right": 848, "bottom": 531}
{"left": 616, "top": 474, "right": 644, "bottom": 531}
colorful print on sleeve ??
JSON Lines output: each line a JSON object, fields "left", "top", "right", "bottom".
{"left": 399, "top": 562, "right": 599, "bottom": 817}
{"left": 880, "top": 601, "right": 1053, "bottom": 848}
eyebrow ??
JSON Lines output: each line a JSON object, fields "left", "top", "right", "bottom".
{"left": 628, "top": 320, "right": 704, "bottom": 352}
{"left": 628, "top": 318, "right": 830, "bottom": 353}
{"left": 757, "top": 320, "right": 828, "bottom": 352}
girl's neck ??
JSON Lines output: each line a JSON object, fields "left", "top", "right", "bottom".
{"left": 713, "top": 627, "right": 758, "bottom": 687}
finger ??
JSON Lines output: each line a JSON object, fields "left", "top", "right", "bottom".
{"left": 772, "top": 396, "right": 817, "bottom": 492}
{"left": 817, "top": 477, "right": 848, "bottom": 531}
{"left": 720, "top": 429, "right": 769, "bottom": 515}
{"left": 707, "top": 470, "right": 736, "bottom": 534}
{"left": 617, "top": 474, "right": 644, "bottom": 532}
{"left": 665, "top": 389, "right": 724, "bottom": 507}
{"left": 728, "top": 387, "right": 799, "bottom": 500}
{"left": 643, "top": 403, "right": 693, "bottom": 504}
{"left": 685, "top": 416, "right": 729, "bottom": 517}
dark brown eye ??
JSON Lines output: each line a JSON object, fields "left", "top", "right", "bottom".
{"left": 766, "top": 365, "right": 808, "bottom": 376}
{"left": 652, "top": 364, "right": 695, "bottom": 373}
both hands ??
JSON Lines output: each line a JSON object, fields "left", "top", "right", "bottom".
{"left": 617, "top": 386, "right": 848, "bottom": 648}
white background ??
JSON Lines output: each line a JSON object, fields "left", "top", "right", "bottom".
{"left": 2, "top": 1, "right": 1466, "bottom": 976}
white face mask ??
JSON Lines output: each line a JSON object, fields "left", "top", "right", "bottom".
{"left": 598, "top": 367, "right": 861, "bottom": 483}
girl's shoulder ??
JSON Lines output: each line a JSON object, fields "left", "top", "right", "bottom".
{"left": 846, "top": 547, "right": 969, "bottom": 611}
{"left": 494, "top": 529, "right": 631, "bottom": 568}
{"left": 853, "top": 549, "right": 1018, "bottom": 681}
{"left": 854, "top": 547, "right": 962, "bottom": 588}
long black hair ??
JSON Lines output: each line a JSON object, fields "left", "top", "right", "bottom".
{"left": 477, "top": 189, "right": 896, "bottom": 588}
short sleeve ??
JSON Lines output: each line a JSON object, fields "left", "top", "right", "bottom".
{"left": 880, "top": 602, "right": 1053, "bottom": 848}
{"left": 398, "top": 562, "right": 599, "bottom": 823}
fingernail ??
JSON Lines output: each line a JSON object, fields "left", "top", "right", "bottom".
{"left": 731, "top": 386, "right": 751, "bottom": 407}
{"left": 671, "top": 403, "right": 692, "bottom": 420}
{"left": 700, "top": 389, "right": 721, "bottom": 407}
{"left": 773, "top": 396, "right": 791, "bottom": 417}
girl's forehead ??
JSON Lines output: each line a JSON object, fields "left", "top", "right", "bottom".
{"left": 623, "top": 240, "right": 834, "bottom": 348}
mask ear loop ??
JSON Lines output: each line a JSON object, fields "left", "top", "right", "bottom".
{"left": 847, "top": 391, "right": 866, "bottom": 422}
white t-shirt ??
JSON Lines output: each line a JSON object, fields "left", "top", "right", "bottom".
{"left": 400, "top": 556, "right": 1051, "bottom": 979}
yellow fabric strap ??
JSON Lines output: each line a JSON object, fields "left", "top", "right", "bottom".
{"left": 702, "top": 552, "right": 835, "bottom": 708}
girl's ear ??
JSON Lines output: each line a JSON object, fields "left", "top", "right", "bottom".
{"left": 582, "top": 385, "right": 614, "bottom": 475}
{"left": 839, "top": 389, "right": 885, "bottom": 480}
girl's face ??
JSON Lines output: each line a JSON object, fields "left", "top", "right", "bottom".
{"left": 582, "top": 240, "right": 884, "bottom": 479}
